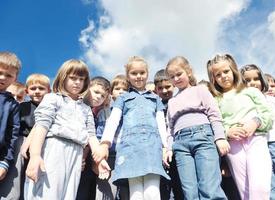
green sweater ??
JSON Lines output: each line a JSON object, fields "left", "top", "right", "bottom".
{"left": 216, "top": 87, "right": 272, "bottom": 136}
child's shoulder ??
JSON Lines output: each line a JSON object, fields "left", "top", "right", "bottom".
{"left": 0, "top": 91, "right": 19, "bottom": 107}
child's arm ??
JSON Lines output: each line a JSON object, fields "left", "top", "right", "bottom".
{"left": 25, "top": 124, "right": 47, "bottom": 182}
{"left": 93, "top": 107, "right": 122, "bottom": 162}
{"left": 20, "top": 126, "right": 36, "bottom": 159}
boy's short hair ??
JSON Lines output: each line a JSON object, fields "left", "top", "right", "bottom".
{"left": 0, "top": 51, "right": 21, "bottom": 75}
{"left": 26, "top": 73, "right": 51, "bottom": 89}
{"left": 111, "top": 74, "right": 129, "bottom": 92}
{"left": 90, "top": 76, "right": 111, "bottom": 92}
{"left": 154, "top": 69, "right": 169, "bottom": 85}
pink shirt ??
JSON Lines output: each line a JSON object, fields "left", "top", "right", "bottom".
{"left": 167, "top": 85, "right": 225, "bottom": 142}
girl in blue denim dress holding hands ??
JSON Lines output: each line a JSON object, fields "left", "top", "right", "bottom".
{"left": 96, "top": 56, "right": 170, "bottom": 200}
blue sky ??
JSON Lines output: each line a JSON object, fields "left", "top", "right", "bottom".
{"left": 1, "top": 0, "right": 275, "bottom": 84}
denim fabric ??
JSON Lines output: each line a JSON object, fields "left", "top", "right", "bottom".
{"left": 173, "top": 124, "right": 227, "bottom": 200}
{"left": 269, "top": 141, "right": 275, "bottom": 200}
{"left": 112, "top": 89, "right": 169, "bottom": 185}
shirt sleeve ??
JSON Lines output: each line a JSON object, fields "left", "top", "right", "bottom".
{"left": 247, "top": 88, "right": 273, "bottom": 132}
{"left": 101, "top": 107, "right": 122, "bottom": 145}
{"left": 201, "top": 86, "right": 226, "bottom": 140}
{"left": 156, "top": 96, "right": 165, "bottom": 111}
{"left": 34, "top": 93, "right": 59, "bottom": 131}
{"left": 4, "top": 102, "right": 20, "bottom": 166}
{"left": 156, "top": 111, "right": 168, "bottom": 148}
{"left": 86, "top": 107, "right": 96, "bottom": 137}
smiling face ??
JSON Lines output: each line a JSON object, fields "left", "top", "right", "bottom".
{"left": 211, "top": 60, "right": 234, "bottom": 92}
{"left": 64, "top": 73, "right": 85, "bottom": 100}
{"left": 166, "top": 64, "right": 191, "bottom": 90}
{"left": 242, "top": 69, "right": 262, "bottom": 91}
{"left": 127, "top": 61, "right": 148, "bottom": 91}
{"left": 0, "top": 65, "right": 17, "bottom": 92}
{"left": 27, "top": 83, "right": 50, "bottom": 104}
{"left": 155, "top": 80, "right": 174, "bottom": 101}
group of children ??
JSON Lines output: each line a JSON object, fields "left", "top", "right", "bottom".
{"left": 0, "top": 51, "right": 275, "bottom": 200}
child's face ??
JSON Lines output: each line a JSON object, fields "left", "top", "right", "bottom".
{"left": 166, "top": 64, "right": 191, "bottom": 90}
{"left": 0, "top": 65, "right": 17, "bottom": 92}
{"left": 89, "top": 84, "right": 108, "bottom": 107}
{"left": 27, "top": 83, "right": 50, "bottom": 104}
{"left": 155, "top": 80, "right": 174, "bottom": 101}
{"left": 127, "top": 62, "right": 148, "bottom": 91}
{"left": 112, "top": 83, "right": 127, "bottom": 100}
{"left": 6, "top": 85, "right": 26, "bottom": 103}
{"left": 211, "top": 61, "right": 234, "bottom": 92}
{"left": 242, "top": 69, "right": 262, "bottom": 91}
{"left": 64, "top": 73, "right": 85, "bottom": 100}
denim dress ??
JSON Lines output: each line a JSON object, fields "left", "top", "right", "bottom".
{"left": 112, "top": 88, "right": 170, "bottom": 185}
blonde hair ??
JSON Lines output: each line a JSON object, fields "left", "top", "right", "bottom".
{"left": 26, "top": 73, "right": 51, "bottom": 89}
{"left": 111, "top": 74, "right": 129, "bottom": 93}
{"left": 206, "top": 53, "right": 244, "bottom": 97}
{"left": 124, "top": 56, "right": 148, "bottom": 75}
{"left": 0, "top": 52, "right": 21, "bottom": 75}
{"left": 52, "top": 59, "right": 90, "bottom": 97}
{"left": 166, "top": 56, "right": 197, "bottom": 86}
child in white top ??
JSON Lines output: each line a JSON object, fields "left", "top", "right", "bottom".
{"left": 24, "top": 59, "right": 110, "bottom": 200}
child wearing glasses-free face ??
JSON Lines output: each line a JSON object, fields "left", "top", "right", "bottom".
{"left": 207, "top": 54, "right": 273, "bottom": 200}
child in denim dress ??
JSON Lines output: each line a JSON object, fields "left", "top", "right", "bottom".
{"left": 96, "top": 56, "right": 170, "bottom": 200}
{"left": 24, "top": 59, "right": 110, "bottom": 200}
{"left": 164, "top": 56, "right": 229, "bottom": 200}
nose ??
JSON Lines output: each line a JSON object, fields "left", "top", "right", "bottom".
{"left": 162, "top": 88, "right": 167, "bottom": 93}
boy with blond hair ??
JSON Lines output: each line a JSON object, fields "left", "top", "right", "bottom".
{"left": 17, "top": 73, "right": 51, "bottom": 199}
{"left": 0, "top": 51, "right": 21, "bottom": 199}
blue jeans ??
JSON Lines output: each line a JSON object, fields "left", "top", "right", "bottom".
{"left": 269, "top": 141, "right": 275, "bottom": 200}
{"left": 173, "top": 124, "right": 227, "bottom": 200}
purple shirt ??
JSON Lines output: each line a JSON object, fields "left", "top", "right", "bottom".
{"left": 167, "top": 85, "right": 225, "bottom": 142}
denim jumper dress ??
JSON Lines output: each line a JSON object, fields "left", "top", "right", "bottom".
{"left": 112, "top": 89, "right": 170, "bottom": 186}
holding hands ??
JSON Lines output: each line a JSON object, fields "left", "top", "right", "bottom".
{"left": 227, "top": 117, "right": 260, "bottom": 140}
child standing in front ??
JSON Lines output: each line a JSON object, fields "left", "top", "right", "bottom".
{"left": 207, "top": 54, "right": 272, "bottom": 200}
{"left": 0, "top": 52, "right": 21, "bottom": 199}
{"left": 164, "top": 56, "right": 229, "bottom": 200}
{"left": 96, "top": 56, "right": 170, "bottom": 200}
{"left": 240, "top": 64, "right": 275, "bottom": 199}
{"left": 24, "top": 59, "right": 110, "bottom": 200}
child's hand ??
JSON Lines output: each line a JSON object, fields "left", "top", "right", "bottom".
{"left": 163, "top": 148, "right": 173, "bottom": 168}
{"left": 0, "top": 167, "right": 8, "bottom": 181}
{"left": 92, "top": 143, "right": 109, "bottom": 164}
{"left": 97, "top": 159, "right": 111, "bottom": 180}
{"left": 239, "top": 118, "right": 259, "bottom": 137}
{"left": 26, "top": 155, "right": 45, "bottom": 182}
{"left": 20, "top": 140, "right": 31, "bottom": 159}
{"left": 215, "top": 139, "right": 230, "bottom": 156}
{"left": 227, "top": 125, "right": 246, "bottom": 140}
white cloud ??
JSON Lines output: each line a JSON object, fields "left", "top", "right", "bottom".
{"left": 268, "top": 11, "right": 275, "bottom": 38}
{"left": 79, "top": 0, "right": 251, "bottom": 80}
{"left": 236, "top": 10, "right": 275, "bottom": 75}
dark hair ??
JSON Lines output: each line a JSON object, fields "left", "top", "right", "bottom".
{"left": 240, "top": 64, "right": 269, "bottom": 93}
{"left": 154, "top": 69, "right": 170, "bottom": 85}
{"left": 90, "top": 76, "right": 111, "bottom": 92}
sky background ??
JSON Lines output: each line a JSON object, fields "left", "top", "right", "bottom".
{"left": 0, "top": 0, "right": 275, "bottom": 84}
